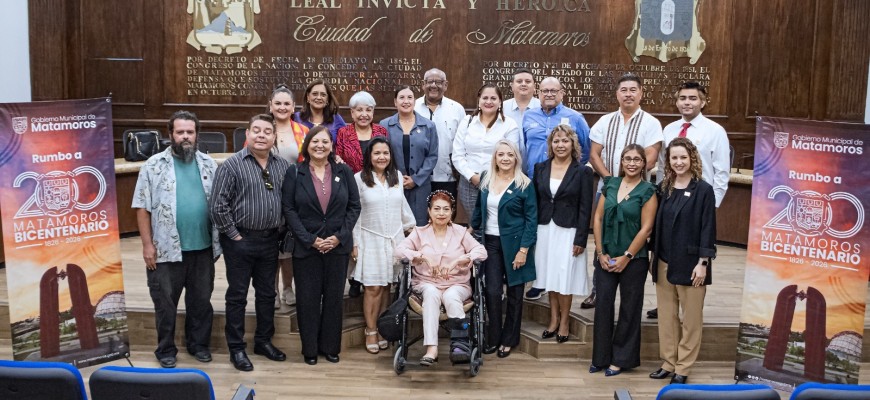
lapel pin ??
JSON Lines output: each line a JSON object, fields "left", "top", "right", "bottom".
{"left": 335, "top": 177, "right": 341, "bottom": 182}
{"left": 684, "top": 191, "right": 691, "bottom": 197}
{"left": 507, "top": 189, "right": 513, "bottom": 194}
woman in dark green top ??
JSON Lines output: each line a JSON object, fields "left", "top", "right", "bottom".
{"left": 590, "top": 144, "right": 658, "bottom": 376}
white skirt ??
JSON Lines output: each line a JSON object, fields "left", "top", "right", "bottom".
{"left": 533, "top": 222, "right": 590, "bottom": 296}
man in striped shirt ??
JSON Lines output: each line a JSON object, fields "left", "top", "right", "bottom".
{"left": 209, "top": 114, "right": 289, "bottom": 371}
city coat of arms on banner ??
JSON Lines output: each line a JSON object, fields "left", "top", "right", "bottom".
{"left": 186, "top": 0, "right": 262, "bottom": 54}
{"left": 625, "top": 0, "right": 706, "bottom": 64}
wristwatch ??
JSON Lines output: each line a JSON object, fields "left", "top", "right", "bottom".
{"left": 624, "top": 251, "right": 634, "bottom": 259}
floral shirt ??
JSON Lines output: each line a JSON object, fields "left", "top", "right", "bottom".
{"left": 132, "top": 148, "right": 222, "bottom": 263}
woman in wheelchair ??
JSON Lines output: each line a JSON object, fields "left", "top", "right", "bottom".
{"left": 395, "top": 190, "right": 487, "bottom": 366}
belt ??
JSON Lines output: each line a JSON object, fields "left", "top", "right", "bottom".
{"left": 237, "top": 227, "right": 279, "bottom": 238}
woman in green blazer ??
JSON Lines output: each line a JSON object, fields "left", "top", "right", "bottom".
{"left": 471, "top": 139, "right": 537, "bottom": 358}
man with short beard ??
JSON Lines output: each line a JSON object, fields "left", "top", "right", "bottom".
{"left": 132, "top": 110, "right": 221, "bottom": 368}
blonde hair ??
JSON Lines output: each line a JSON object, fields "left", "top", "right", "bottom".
{"left": 546, "top": 124, "right": 582, "bottom": 161}
{"left": 479, "top": 139, "right": 531, "bottom": 192}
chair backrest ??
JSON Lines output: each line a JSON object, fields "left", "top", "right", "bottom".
{"left": 89, "top": 365, "right": 215, "bottom": 400}
{"left": 791, "top": 382, "right": 870, "bottom": 400}
{"left": 198, "top": 131, "right": 228, "bottom": 154}
{"left": 657, "top": 384, "right": 779, "bottom": 400}
{"left": 233, "top": 127, "right": 247, "bottom": 152}
{"left": 0, "top": 359, "right": 87, "bottom": 400}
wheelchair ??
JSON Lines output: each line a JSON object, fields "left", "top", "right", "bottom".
{"left": 391, "top": 258, "right": 487, "bottom": 377}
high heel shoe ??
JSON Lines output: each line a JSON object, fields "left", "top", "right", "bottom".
{"left": 364, "top": 328, "right": 379, "bottom": 354}
{"left": 541, "top": 330, "right": 556, "bottom": 339}
{"left": 556, "top": 334, "right": 569, "bottom": 343}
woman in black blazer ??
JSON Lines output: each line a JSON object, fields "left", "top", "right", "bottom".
{"left": 648, "top": 137, "right": 716, "bottom": 384}
{"left": 282, "top": 126, "right": 361, "bottom": 365}
{"left": 532, "top": 125, "right": 594, "bottom": 342}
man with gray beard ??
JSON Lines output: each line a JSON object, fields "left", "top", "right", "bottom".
{"left": 132, "top": 110, "right": 221, "bottom": 368}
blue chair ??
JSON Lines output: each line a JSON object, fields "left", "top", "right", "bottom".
{"left": 657, "top": 384, "right": 779, "bottom": 400}
{"left": 89, "top": 365, "right": 215, "bottom": 400}
{"left": 0, "top": 359, "right": 87, "bottom": 400}
{"left": 791, "top": 382, "right": 870, "bottom": 400}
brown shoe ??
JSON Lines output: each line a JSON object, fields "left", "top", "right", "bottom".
{"left": 580, "top": 291, "right": 596, "bottom": 309}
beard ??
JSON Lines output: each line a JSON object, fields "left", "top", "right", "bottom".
{"left": 171, "top": 139, "right": 196, "bottom": 162}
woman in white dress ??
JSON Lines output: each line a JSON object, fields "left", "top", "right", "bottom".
{"left": 451, "top": 83, "right": 519, "bottom": 217}
{"left": 352, "top": 136, "right": 416, "bottom": 354}
{"left": 532, "top": 125, "right": 594, "bottom": 342}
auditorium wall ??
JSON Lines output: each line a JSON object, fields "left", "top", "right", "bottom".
{"left": 26, "top": 0, "right": 870, "bottom": 168}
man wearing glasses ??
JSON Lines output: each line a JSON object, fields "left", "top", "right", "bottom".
{"left": 521, "top": 76, "right": 591, "bottom": 301}
{"left": 210, "top": 113, "right": 289, "bottom": 371}
{"left": 415, "top": 68, "right": 467, "bottom": 198}
{"left": 133, "top": 110, "right": 220, "bottom": 368}
{"left": 582, "top": 73, "right": 663, "bottom": 309}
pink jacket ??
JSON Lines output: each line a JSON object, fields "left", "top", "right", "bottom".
{"left": 394, "top": 224, "right": 487, "bottom": 291}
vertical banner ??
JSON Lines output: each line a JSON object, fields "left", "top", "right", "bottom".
{"left": 735, "top": 117, "right": 869, "bottom": 391}
{"left": 0, "top": 98, "right": 129, "bottom": 367}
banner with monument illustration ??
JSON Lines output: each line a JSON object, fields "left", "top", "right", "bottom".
{"left": 0, "top": 98, "right": 129, "bottom": 367}
{"left": 735, "top": 117, "right": 870, "bottom": 391}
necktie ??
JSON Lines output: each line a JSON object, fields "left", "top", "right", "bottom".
{"left": 678, "top": 122, "right": 691, "bottom": 138}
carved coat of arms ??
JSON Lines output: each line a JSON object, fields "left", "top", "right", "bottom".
{"left": 625, "top": 0, "right": 706, "bottom": 64}
{"left": 186, "top": 0, "right": 262, "bottom": 54}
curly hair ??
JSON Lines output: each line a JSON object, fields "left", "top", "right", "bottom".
{"left": 546, "top": 124, "right": 582, "bottom": 161}
{"left": 661, "top": 137, "right": 703, "bottom": 196}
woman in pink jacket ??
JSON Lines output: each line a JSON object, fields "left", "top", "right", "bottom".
{"left": 395, "top": 190, "right": 487, "bottom": 366}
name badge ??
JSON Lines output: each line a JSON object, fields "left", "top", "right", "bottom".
{"left": 560, "top": 117, "right": 570, "bottom": 125}
{"left": 335, "top": 177, "right": 341, "bottom": 182}
{"left": 507, "top": 189, "right": 513, "bottom": 194}
{"left": 684, "top": 191, "right": 691, "bottom": 197}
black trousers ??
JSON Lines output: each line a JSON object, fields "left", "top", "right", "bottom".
{"left": 147, "top": 247, "right": 215, "bottom": 358}
{"left": 591, "top": 257, "right": 649, "bottom": 369}
{"left": 293, "top": 252, "right": 348, "bottom": 358}
{"left": 220, "top": 231, "right": 279, "bottom": 352}
{"left": 483, "top": 234, "right": 524, "bottom": 348}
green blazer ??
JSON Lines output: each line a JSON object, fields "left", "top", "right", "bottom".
{"left": 470, "top": 179, "right": 538, "bottom": 287}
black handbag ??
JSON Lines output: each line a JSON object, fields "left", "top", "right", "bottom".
{"left": 377, "top": 296, "right": 408, "bottom": 342}
{"left": 280, "top": 230, "right": 295, "bottom": 254}
{"left": 124, "top": 130, "right": 162, "bottom": 162}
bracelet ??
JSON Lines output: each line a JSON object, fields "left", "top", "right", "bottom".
{"left": 518, "top": 248, "right": 527, "bottom": 254}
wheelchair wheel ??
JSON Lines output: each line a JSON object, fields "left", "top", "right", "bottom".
{"left": 468, "top": 347, "right": 481, "bottom": 377}
{"left": 393, "top": 345, "right": 406, "bottom": 375}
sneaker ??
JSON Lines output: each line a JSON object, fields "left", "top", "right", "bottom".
{"left": 524, "top": 287, "right": 546, "bottom": 300}
{"left": 283, "top": 287, "right": 296, "bottom": 306}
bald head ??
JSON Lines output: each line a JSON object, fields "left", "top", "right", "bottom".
{"left": 538, "top": 77, "right": 564, "bottom": 112}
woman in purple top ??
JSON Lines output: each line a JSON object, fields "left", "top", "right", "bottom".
{"left": 294, "top": 79, "right": 347, "bottom": 141}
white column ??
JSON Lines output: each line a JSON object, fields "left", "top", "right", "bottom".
{"left": 0, "top": 0, "right": 31, "bottom": 103}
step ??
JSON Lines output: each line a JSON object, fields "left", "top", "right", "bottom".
{"left": 517, "top": 319, "right": 587, "bottom": 360}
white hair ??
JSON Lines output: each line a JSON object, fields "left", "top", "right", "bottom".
{"left": 348, "top": 91, "right": 376, "bottom": 108}
{"left": 479, "top": 139, "right": 531, "bottom": 192}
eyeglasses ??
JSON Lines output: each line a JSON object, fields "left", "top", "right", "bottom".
{"left": 423, "top": 80, "right": 445, "bottom": 87}
{"left": 622, "top": 157, "right": 644, "bottom": 164}
{"left": 540, "top": 89, "right": 562, "bottom": 95}
{"left": 261, "top": 168, "right": 274, "bottom": 190}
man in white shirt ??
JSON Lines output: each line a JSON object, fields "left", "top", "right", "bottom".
{"left": 502, "top": 68, "right": 541, "bottom": 157}
{"left": 659, "top": 81, "right": 730, "bottom": 207}
{"left": 582, "top": 73, "right": 663, "bottom": 309}
{"left": 589, "top": 73, "right": 663, "bottom": 188}
{"left": 415, "top": 68, "right": 467, "bottom": 198}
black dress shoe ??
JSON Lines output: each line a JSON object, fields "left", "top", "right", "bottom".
{"left": 580, "top": 291, "right": 596, "bottom": 309}
{"left": 192, "top": 351, "right": 212, "bottom": 363}
{"left": 649, "top": 368, "right": 672, "bottom": 379}
{"left": 483, "top": 345, "right": 498, "bottom": 354}
{"left": 158, "top": 356, "right": 176, "bottom": 368}
{"left": 230, "top": 351, "right": 253, "bottom": 371}
{"left": 322, "top": 354, "right": 340, "bottom": 363}
{"left": 541, "top": 330, "right": 556, "bottom": 339}
{"left": 304, "top": 356, "right": 317, "bottom": 365}
{"left": 556, "top": 334, "right": 569, "bottom": 343}
{"left": 647, "top": 308, "right": 658, "bottom": 319}
{"left": 670, "top": 374, "right": 688, "bottom": 384}
{"left": 589, "top": 364, "right": 603, "bottom": 373}
{"left": 496, "top": 348, "right": 511, "bottom": 358}
{"left": 254, "top": 342, "right": 286, "bottom": 361}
